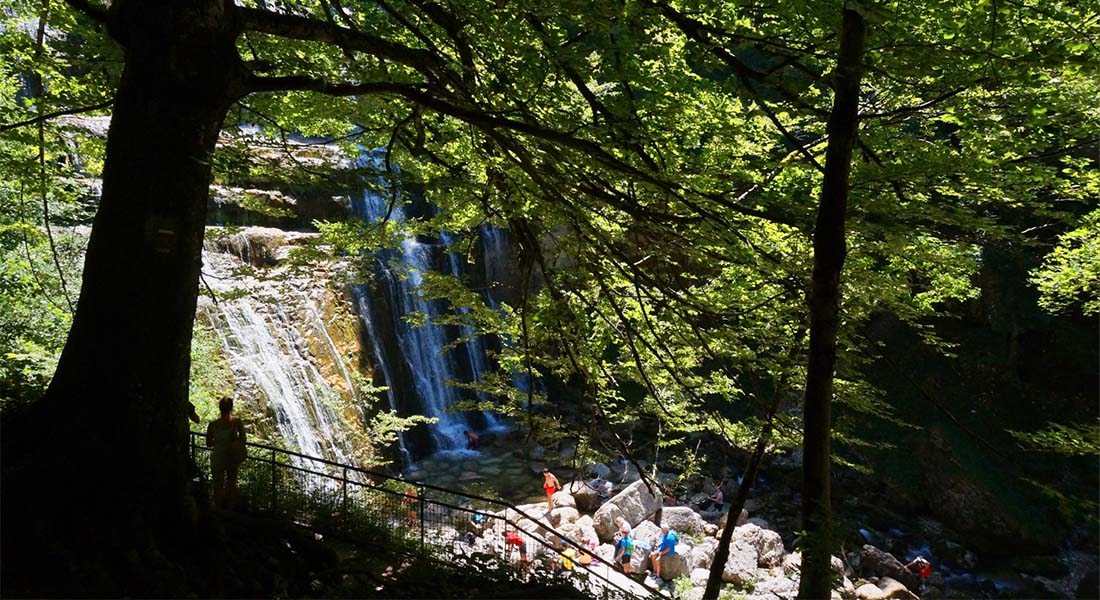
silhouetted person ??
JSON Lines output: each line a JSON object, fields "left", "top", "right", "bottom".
{"left": 464, "top": 429, "right": 479, "bottom": 450}
{"left": 206, "top": 397, "right": 246, "bottom": 509}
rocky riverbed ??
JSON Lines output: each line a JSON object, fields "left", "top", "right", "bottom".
{"left": 401, "top": 433, "right": 1098, "bottom": 600}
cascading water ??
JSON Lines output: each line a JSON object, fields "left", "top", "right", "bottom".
{"left": 440, "top": 232, "right": 504, "bottom": 433}
{"left": 199, "top": 229, "right": 358, "bottom": 468}
{"left": 350, "top": 281, "right": 414, "bottom": 468}
{"left": 477, "top": 224, "right": 537, "bottom": 396}
{"left": 353, "top": 188, "right": 496, "bottom": 456}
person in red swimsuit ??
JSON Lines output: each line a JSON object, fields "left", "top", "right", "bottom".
{"left": 542, "top": 468, "right": 561, "bottom": 512}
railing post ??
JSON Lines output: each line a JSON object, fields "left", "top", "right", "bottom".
{"left": 418, "top": 484, "right": 426, "bottom": 554}
{"left": 271, "top": 447, "right": 278, "bottom": 513}
{"left": 341, "top": 466, "right": 348, "bottom": 526}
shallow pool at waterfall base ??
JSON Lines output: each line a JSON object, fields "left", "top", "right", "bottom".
{"left": 402, "top": 436, "right": 557, "bottom": 505}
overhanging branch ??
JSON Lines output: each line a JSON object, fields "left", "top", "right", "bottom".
{"left": 0, "top": 99, "right": 114, "bottom": 133}
{"left": 61, "top": 0, "right": 106, "bottom": 24}
{"left": 238, "top": 6, "right": 452, "bottom": 79}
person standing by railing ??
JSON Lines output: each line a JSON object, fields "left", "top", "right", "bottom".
{"left": 206, "top": 396, "right": 247, "bottom": 510}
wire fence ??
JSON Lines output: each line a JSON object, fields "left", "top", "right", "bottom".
{"left": 190, "top": 432, "right": 657, "bottom": 600}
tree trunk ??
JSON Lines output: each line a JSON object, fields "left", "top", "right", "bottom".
{"left": 702, "top": 428, "right": 771, "bottom": 599}
{"left": 797, "top": 8, "right": 866, "bottom": 600}
{"left": 3, "top": 0, "right": 242, "bottom": 592}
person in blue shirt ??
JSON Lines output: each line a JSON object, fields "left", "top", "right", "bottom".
{"left": 614, "top": 531, "right": 635, "bottom": 574}
{"left": 652, "top": 525, "right": 678, "bottom": 579}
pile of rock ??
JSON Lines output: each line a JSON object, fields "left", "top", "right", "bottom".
{"left": 454, "top": 475, "right": 938, "bottom": 600}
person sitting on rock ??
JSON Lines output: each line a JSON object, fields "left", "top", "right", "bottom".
{"left": 554, "top": 539, "right": 576, "bottom": 577}
{"left": 463, "top": 430, "right": 479, "bottom": 451}
{"left": 697, "top": 482, "right": 724, "bottom": 511}
{"left": 652, "top": 525, "right": 678, "bottom": 579}
{"left": 904, "top": 556, "right": 932, "bottom": 589}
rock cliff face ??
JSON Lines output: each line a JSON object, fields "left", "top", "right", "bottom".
{"left": 198, "top": 226, "right": 379, "bottom": 467}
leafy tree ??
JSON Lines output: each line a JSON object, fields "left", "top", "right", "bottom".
{"left": 0, "top": 0, "right": 1095, "bottom": 595}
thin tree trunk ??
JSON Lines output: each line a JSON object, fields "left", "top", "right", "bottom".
{"left": 702, "top": 427, "right": 771, "bottom": 599}
{"left": 797, "top": 7, "right": 866, "bottom": 600}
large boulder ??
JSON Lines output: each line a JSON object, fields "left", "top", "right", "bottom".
{"left": 551, "top": 490, "right": 577, "bottom": 509}
{"left": 592, "top": 479, "right": 662, "bottom": 541}
{"left": 615, "top": 479, "right": 663, "bottom": 524}
{"left": 588, "top": 463, "right": 612, "bottom": 480}
{"left": 593, "top": 503, "right": 626, "bottom": 542}
{"left": 733, "top": 523, "right": 785, "bottom": 567}
{"left": 576, "top": 514, "right": 594, "bottom": 529}
{"left": 657, "top": 545, "right": 692, "bottom": 580}
{"left": 854, "top": 577, "right": 918, "bottom": 600}
{"left": 754, "top": 572, "right": 799, "bottom": 597}
{"left": 691, "top": 568, "right": 711, "bottom": 587}
{"left": 633, "top": 520, "right": 664, "bottom": 552}
{"left": 690, "top": 538, "right": 718, "bottom": 569}
{"left": 783, "top": 552, "right": 847, "bottom": 577}
{"left": 860, "top": 545, "right": 918, "bottom": 590}
{"left": 577, "top": 524, "right": 599, "bottom": 549}
{"left": 718, "top": 507, "right": 750, "bottom": 529}
{"left": 564, "top": 480, "right": 602, "bottom": 512}
{"left": 721, "top": 540, "right": 759, "bottom": 585}
{"left": 661, "top": 506, "right": 708, "bottom": 536}
{"left": 550, "top": 506, "right": 580, "bottom": 527}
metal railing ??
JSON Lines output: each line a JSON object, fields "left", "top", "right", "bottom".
{"left": 190, "top": 432, "right": 658, "bottom": 600}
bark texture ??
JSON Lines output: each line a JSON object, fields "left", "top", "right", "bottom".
{"left": 797, "top": 7, "right": 866, "bottom": 600}
{"left": 3, "top": 0, "right": 244, "bottom": 593}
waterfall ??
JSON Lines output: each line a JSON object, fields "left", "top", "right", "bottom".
{"left": 441, "top": 232, "right": 503, "bottom": 432}
{"left": 199, "top": 231, "right": 358, "bottom": 469}
{"left": 350, "top": 282, "right": 413, "bottom": 468}
{"left": 477, "top": 224, "right": 536, "bottom": 396}
{"left": 353, "top": 190, "right": 481, "bottom": 455}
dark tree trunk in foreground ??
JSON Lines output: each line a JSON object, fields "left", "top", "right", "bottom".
{"left": 3, "top": 0, "right": 243, "bottom": 592}
{"left": 797, "top": 8, "right": 866, "bottom": 600}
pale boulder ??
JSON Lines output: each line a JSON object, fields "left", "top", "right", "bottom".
{"left": 614, "top": 479, "right": 663, "bottom": 525}
{"left": 550, "top": 506, "right": 580, "bottom": 527}
{"left": 721, "top": 540, "right": 759, "bottom": 585}
{"left": 855, "top": 577, "right": 918, "bottom": 600}
{"left": 689, "top": 537, "right": 718, "bottom": 570}
{"left": 592, "top": 479, "right": 662, "bottom": 541}
{"left": 754, "top": 572, "right": 799, "bottom": 597}
{"left": 691, "top": 568, "right": 711, "bottom": 587}
{"left": 733, "top": 523, "right": 785, "bottom": 567}
{"left": 632, "top": 520, "right": 663, "bottom": 550}
{"left": 656, "top": 546, "right": 692, "bottom": 580}
{"left": 551, "top": 490, "right": 577, "bottom": 509}
{"left": 593, "top": 503, "right": 626, "bottom": 542}
{"left": 661, "top": 506, "right": 708, "bottom": 536}
{"left": 782, "top": 551, "right": 846, "bottom": 577}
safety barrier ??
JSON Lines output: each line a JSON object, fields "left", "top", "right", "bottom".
{"left": 190, "top": 432, "right": 659, "bottom": 599}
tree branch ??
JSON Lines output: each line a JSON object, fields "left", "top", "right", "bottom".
{"left": 237, "top": 7, "right": 453, "bottom": 79}
{"left": 246, "top": 74, "right": 430, "bottom": 96}
{"left": 0, "top": 99, "right": 114, "bottom": 133}
{"left": 61, "top": 0, "right": 106, "bottom": 24}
